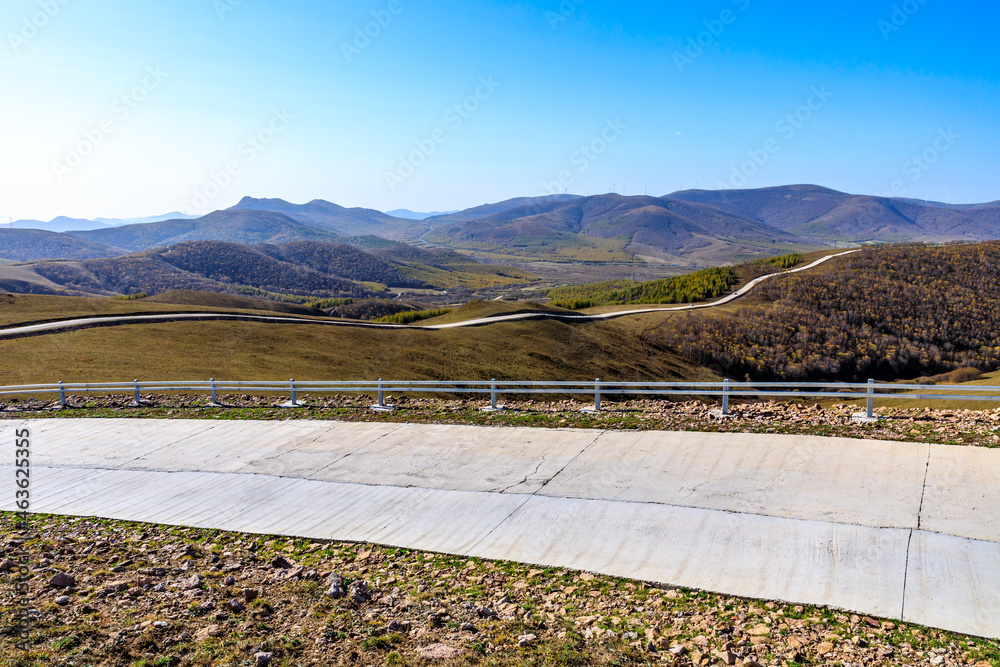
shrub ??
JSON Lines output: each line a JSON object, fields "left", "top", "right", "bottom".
{"left": 949, "top": 367, "right": 983, "bottom": 383}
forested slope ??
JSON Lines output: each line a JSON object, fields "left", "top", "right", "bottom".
{"left": 663, "top": 243, "right": 1000, "bottom": 381}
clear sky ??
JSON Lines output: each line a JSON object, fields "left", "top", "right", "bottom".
{"left": 2, "top": 0, "right": 998, "bottom": 221}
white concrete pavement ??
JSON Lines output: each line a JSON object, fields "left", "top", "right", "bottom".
{"left": 1, "top": 418, "right": 997, "bottom": 638}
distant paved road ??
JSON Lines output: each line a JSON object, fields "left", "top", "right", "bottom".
{"left": 1, "top": 417, "right": 996, "bottom": 638}
{"left": 0, "top": 250, "right": 859, "bottom": 339}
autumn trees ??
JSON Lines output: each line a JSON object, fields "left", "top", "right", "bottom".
{"left": 663, "top": 243, "right": 1000, "bottom": 382}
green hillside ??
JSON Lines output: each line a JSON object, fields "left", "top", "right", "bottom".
{"left": 548, "top": 266, "right": 738, "bottom": 309}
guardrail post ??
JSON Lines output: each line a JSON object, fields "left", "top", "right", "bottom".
{"left": 58, "top": 381, "right": 66, "bottom": 408}
{"left": 594, "top": 378, "right": 602, "bottom": 412}
{"left": 491, "top": 379, "right": 498, "bottom": 410}
{"left": 370, "top": 378, "right": 396, "bottom": 412}
{"left": 867, "top": 378, "right": 875, "bottom": 419}
{"left": 279, "top": 379, "right": 303, "bottom": 408}
{"left": 210, "top": 378, "right": 218, "bottom": 406}
{"left": 132, "top": 380, "right": 141, "bottom": 407}
{"left": 722, "top": 379, "right": 730, "bottom": 416}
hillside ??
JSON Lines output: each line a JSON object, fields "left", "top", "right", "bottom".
{"left": 664, "top": 242, "right": 1000, "bottom": 382}
{"left": 228, "top": 197, "right": 424, "bottom": 240}
{"left": 153, "top": 242, "right": 379, "bottom": 296}
{"left": 68, "top": 209, "right": 341, "bottom": 252}
{"left": 0, "top": 229, "right": 127, "bottom": 262}
{"left": 369, "top": 245, "right": 539, "bottom": 288}
{"left": 425, "top": 194, "right": 581, "bottom": 223}
{"left": 6, "top": 244, "right": 378, "bottom": 301}
{"left": 0, "top": 240, "right": 538, "bottom": 299}
{"left": 547, "top": 266, "right": 738, "bottom": 309}
{"left": 0, "top": 295, "right": 716, "bottom": 385}
{"left": 254, "top": 240, "right": 420, "bottom": 287}
{"left": 426, "top": 193, "right": 809, "bottom": 263}
{"left": 140, "top": 289, "right": 326, "bottom": 316}
{"left": 668, "top": 185, "right": 1000, "bottom": 242}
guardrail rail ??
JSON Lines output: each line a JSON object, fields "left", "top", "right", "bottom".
{"left": 2, "top": 378, "right": 999, "bottom": 418}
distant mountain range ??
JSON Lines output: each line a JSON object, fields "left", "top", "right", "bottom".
{"left": 666, "top": 185, "right": 1000, "bottom": 242}
{"left": 425, "top": 194, "right": 581, "bottom": 224}
{"left": 385, "top": 209, "right": 459, "bottom": 220}
{"left": 0, "top": 212, "right": 196, "bottom": 233}
{"left": 227, "top": 197, "right": 425, "bottom": 239}
{"left": 425, "top": 186, "right": 1000, "bottom": 263}
{"left": 68, "top": 209, "right": 342, "bottom": 253}
{"left": 3, "top": 187, "right": 999, "bottom": 269}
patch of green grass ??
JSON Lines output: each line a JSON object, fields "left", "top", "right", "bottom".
{"left": 51, "top": 635, "right": 81, "bottom": 650}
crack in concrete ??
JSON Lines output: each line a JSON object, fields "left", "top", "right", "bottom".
{"left": 498, "top": 454, "right": 547, "bottom": 494}
{"left": 461, "top": 431, "right": 608, "bottom": 557}
{"left": 900, "top": 444, "right": 934, "bottom": 621}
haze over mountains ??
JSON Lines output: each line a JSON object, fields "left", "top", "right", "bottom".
{"left": 3, "top": 186, "right": 1000, "bottom": 270}
{"left": 386, "top": 209, "right": 459, "bottom": 220}
{"left": 0, "top": 212, "right": 196, "bottom": 233}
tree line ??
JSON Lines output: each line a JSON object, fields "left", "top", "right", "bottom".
{"left": 548, "top": 267, "right": 738, "bottom": 309}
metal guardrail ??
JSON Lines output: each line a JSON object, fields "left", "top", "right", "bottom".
{"left": 1, "top": 378, "right": 999, "bottom": 418}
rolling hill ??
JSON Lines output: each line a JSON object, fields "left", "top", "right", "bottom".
{"left": 664, "top": 242, "right": 1000, "bottom": 382}
{"left": 425, "top": 194, "right": 581, "bottom": 224}
{"left": 68, "top": 209, "right": 341, "bottom": 252}
{"left": 369, "top": 245, "right": 539, "bottom": 288}
{"left": 228, "top": 197, "right": 424, "bottom": 239}
{"left": 0, "top": 239, "right": 538, "bottom": 298}
{"left": 253, "top": 240, "right": 421, "bottom": 287}
{"left": 667, "top": 185, "right": 1000, "bottom": 242}
{"left": 0, "top": 229, "right": 127, "bottom": 263}
{"left": 21, "top": 244, "right": 379, "bottom": 301}
{"left": 426, "top": 193, "right": 809, "bottom": 263}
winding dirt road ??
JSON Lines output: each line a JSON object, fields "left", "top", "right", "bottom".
{"left": 0, "top": 250, "right": 858, "bottom": 340}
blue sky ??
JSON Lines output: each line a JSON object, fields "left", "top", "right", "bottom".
{"left": 2, "top": 0, "right": 998, "bottom": 220}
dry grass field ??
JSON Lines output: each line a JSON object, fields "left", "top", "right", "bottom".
{"left": 0, "top": 309, "right": 714, "bottom": 387}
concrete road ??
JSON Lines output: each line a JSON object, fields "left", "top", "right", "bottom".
{"left": 1, "top": 417, "right": 995, "bottom": 638}
{"left": 0, "top": 251, "right": 858, "bottom": 339}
